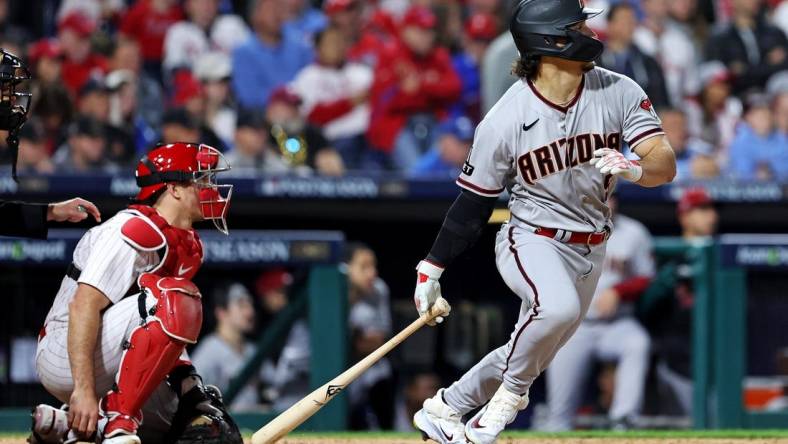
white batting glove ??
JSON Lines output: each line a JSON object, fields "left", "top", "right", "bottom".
{"left": 414, "top": 260, "right": 445, "bottom": 326}
{"left": 590, "top": 148, "right": 643, "bottom": 182}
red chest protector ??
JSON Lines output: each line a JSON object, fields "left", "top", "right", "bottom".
{"left": 120, "top": 205, "right": 203, "bottom": 280}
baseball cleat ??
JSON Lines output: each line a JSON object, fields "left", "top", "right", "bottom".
{"left": 464, "top": 385, "right": 528, "bottom": 444}
{"left": 28, "top": 404, "right": 76, "bottom": 444}
{"left": 413, "top": 389, "right": 467, "bottom": 444}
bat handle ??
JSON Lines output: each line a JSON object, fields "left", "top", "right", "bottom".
{"left": 426, "top": 297, "right": 451, "bottom": 322}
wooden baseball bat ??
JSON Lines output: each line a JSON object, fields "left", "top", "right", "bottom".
{"left": 251, "top": 297, "right": 451, "bottom": 444}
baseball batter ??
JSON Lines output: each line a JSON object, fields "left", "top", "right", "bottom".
{"left": 31, "top": 143, "right": 236, "bottom": 444}
{"left": 411, "top": 0, "right": 676, "bottom": 443}
{"left": 544, "top": 196, "right": 656, "bottom": 431}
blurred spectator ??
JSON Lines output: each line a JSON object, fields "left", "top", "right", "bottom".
{"left": 705, "top": 0, "right": 788, "bottom": 95}
{"left": 639, "top": 188, "right": 718, "bottom": 415}
{"left": 344, "top": 242, "right": 394, "bottom": 430}
{"left": 232, "top": 0, "right": 313, "bottom": 110}
{"left": 598, "top": 3, "right": 671, "bottom": 108}
{"left": 58, "top": 11, "right": 109, "bottom": 98}
{"left": 290, "top": 26, "right": 373, "bottom": 169}
{"left": 255, "top": 268, "right": 311, "bottom": 412}
{"left": 28, "top": 39, "right": 63, "bottom": 89}
{"left": 195, "top": 52, "right": 236, "bottom": 148}
{"left": 634, "top": 0, "right": 700, "bottom": 106}
{"left": 77, "top": 79, "right": 110, "bottom": 123}
{"left": 545, "top": 195, "right": 654, "bottom": 431}
{"left": 52, "top": 115, "right": 116, "bottom": 172}
{"left": 103, "top": 70, "right": 148, "bottom": 164}
{"left": 776, "top": 0, "right": 788, "bottom": 38}
{"left": 660, "top": 108, "right": 719, "bottom": 180}
{"left": 192, "top": 283, "right": 260, "bottom": 411}
{"left": 666, "top": 0, "right": 708, "bottom": 54}
{"left": 451, "top": 13, "right": 498, "bottom": 122}
{"left": 727, "top": 91, "right": 780, "bottom": 180}
{"left": 110, "top": 38, "right": 164, "bottom": 145}
{"left": 393, "top": 373, "right": 441, "bottom": 432}
{"left": 773, "top": 90, "right": 788, "bottom": 180}
{"left": 56, "top": 0, "right": 124, "bottom": 25}
{"left": 284, "top": 0, "right": 327, "bottom": 38}
{"left": 265, "top": 86, "right": 345, "bottom": 176}
{"left": 326, "top": 0, "right": 396, "bottom": 68}
{"left": 0, "top": 0, "right": 30, "bottom": 42}
{"left": 410, "top": 115, "right": 474, "bottom": 178}
{"left": 163, "top": 0, "right": 249, "bottom": 73}
{"left": 684, "top": 62, "right": 742, "bottom": 158}
{"left": 16, "top": 119, "right": 54, "bottom": 174}
{"left": 367, "top": 6, "right": 461, "bottom": 170}
{"left": 467, "top": 0, "right": 500, "bottom": 15}
{"left": 31, "top": 85, "right": 74, "bottom": 156}
{"left": 480, "top": 30, "right": 518, "bottom": 114}
{"left": 225, "top": 109, "right": 289, "bottom": 175}
{"left": 119, "top": 0, "right": 184, "bottom": 78}
{"left": 160, "top": 107, "right": 201, "bottom": 144}
{"left": 171, "top": 70, "right": 228, "bottom": 151}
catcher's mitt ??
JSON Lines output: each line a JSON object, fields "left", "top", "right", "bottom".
{"left": 165, "top": 366, "right": 243, "bottom": 444}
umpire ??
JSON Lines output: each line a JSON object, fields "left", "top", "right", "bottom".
{"left": 0, "top": 48, "right": 100, "bottom": 239}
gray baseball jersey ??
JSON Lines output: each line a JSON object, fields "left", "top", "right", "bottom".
{"left": 457, "top": 67, "right": 663, "bottom": 232}
{"left": 440, "top": 68, "right": 665, "bottom": 419}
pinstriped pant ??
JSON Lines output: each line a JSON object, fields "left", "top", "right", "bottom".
{"left": 36, "top": 292, "right": 182, "bottom": 443}
{"left": 443, "top": 223, "right": 605, "bottom": 415}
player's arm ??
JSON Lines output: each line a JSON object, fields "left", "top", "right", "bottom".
{"left": 630, "top": 135, "right": 677, "bottom": 187}
{"left": 413, "top": 119, "right": 510, "bottom": 324}
{"left": 415, "top": 190, "right": 497, "bottom": 325}
{"left": 67, "top": 284, "right": 111, "bottom": 437}
{"left": 591, "top": 135, "right": 676, "bottom": 188}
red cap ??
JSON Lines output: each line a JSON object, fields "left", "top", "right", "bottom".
{"left": 58, "top": 11, "right": 96, "bottom": 37}
{"left": 465, "top": 13, "right": 497, "bottom": 41}
{"left": 256, "top": 268, "right": 293, "bottom": 295}
{"left": 29, "top": 39, "right": 63, "bottom": 64}
{"left": 268, "top": 85, "right": 302, "bottom": 107}
{"left": 171, "top": 70, "right": 203, "bottom": 106}
{"left": 402, "top": 6, "right": 436, "bottom": 29}
{"left": 324, "top": 0, "right": 357, "bottom": 14}
{"left": 678, "top": 188, "right": 713, "bottom": 214}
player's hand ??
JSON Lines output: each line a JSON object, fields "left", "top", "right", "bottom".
{"left": 67, "top": 388, "right": 99, "bottom": 439}
{"left": 48, "top": 198, "right": 101, "bottom": 223}
{"left": 594, "top": 288, "right": 620, "bottom": 319}
{"left": 590, "top": 148, "right": 643, "bottom": 182}
{"left": 414, "top": 260, "right": 445, "bottom": 326}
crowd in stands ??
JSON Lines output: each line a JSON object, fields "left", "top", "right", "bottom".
{"left": 1, "top": 0, "right": 787, "bottom": 180}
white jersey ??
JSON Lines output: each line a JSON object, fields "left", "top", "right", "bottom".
{"left": 458, "top": 67, "right": 664, "bottom": 232}
{"left": 43, "top": 211, "right": 159, "bottom": 328}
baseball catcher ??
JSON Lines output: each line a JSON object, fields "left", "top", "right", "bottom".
{"left": 30, "top": 142, "right": 240, "bottom": 444}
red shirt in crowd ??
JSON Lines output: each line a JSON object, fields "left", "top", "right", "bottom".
{"left": 61, "top": 54, "right": 109, "bottom": 98}
{"left": 120, "top": 0, "right": 184, "bottom": 62}
{"left": 367, "top": 41, "right": 462, "bottom": 152}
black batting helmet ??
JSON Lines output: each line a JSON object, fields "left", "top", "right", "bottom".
{"left": 509, "top": 0, "right": 604, "bottom": 63}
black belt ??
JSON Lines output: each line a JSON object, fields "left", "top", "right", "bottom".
{"left": 66, "top": 262, "right": 82, "bottom": 281}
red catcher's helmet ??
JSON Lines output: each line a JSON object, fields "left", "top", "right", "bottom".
{"left": 135, "top": 142, "right": 233, "bottom": 234}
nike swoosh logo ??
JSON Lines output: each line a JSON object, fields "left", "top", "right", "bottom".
{"left": 471, "top": 417, "right": 484, "bottom": 429}
{"left": 178, "top": 265, "right": 193, "bottom": 276}
{"left": 522, "top": 119, "right": 539, "bottom": 131}
{"left": 439, "top": 425, "right": 453, "bottom": 441}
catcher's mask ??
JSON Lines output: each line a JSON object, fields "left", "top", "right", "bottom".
{"left": 135, "top": 142, "right": 233, "bottom": 234}
{"left": 0, "top": 49, "right": 32, "bottom": 180}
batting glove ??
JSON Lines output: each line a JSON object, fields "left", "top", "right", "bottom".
{"left": 414, "top": 260, "right": 445, "bottom": 326}
{"left": 590, "top": 148, "right": 643, "bottom": 182}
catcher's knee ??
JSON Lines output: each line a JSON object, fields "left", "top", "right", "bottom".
{"left": 138, "top": 273, "right": 203, "bottom": 344}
